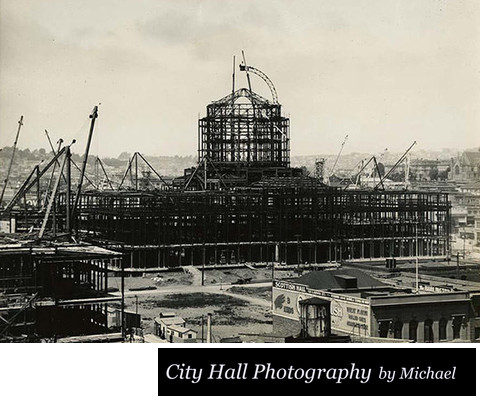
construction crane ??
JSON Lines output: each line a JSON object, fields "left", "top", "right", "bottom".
{"left": 346, "top": 154, "right": 385, "bottom": 190}
{"left": 71, "top": 105, "right": 99, "bottom": 224}
{"left": 365, "top": 147, "right": 388, "bottom": 188}
{"left": 44, "top": 130, "right": 97, "bottom": 199}
{"left": 43, "top": 131, "right": 65, "bottom": 210}
{"left": 327, "top": 134, "right": 349, "bottom": 184}
{"left": 238, "top": 52, "right": 288, "bottom": 164}
{"left": 239, "top": 59, "right": 279, "bottom": 104}
{"left": 0, "top": 116, "right": 23, "bottom": 206}
{"left": 375, "top": 141, "right": 417, "bottom": 190}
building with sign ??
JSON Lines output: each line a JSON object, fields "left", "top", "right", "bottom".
{"left": 272, "top": 268, "right": 480, "bottom": 342}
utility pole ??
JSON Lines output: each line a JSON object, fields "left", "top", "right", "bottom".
{"left": 206, "top": 313, "right": 212, "bottom": 343}
{"left": 0, "top": 116, "right": 23, "bottom": 206}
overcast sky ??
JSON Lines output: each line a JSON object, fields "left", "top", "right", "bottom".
{"left": 0, "top": 0, "right": 479, "bottom": 158}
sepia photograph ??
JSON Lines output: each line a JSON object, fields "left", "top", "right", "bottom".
{"left": 0, "top": 0, "right": 479, "bottom": 351}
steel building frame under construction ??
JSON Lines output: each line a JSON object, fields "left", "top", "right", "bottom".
{"left": 68, "top": 185, "right": 450, "bottom": 269}
{"left": 198, "top": 88, "right": 290, "bottom": 167}
{"left": 1, "top": 61, "right": 451, "bottom": 272}
{"left": 0, "top": 240, "right": 124, "bottom": 341}
{"left": 70, "top": 77, "right": 450, "bottom": 269}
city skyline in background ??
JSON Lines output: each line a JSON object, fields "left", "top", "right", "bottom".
{"left": 1, "top": 0, "right": 479, "bottom": 158}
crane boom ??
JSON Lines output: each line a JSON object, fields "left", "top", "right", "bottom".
{"left": 329, "top": 134, "right": 349, "bottom": 178}
{"left": 240, "top": 64, "right": 279, "bottom": 104}
{"left": 375, "top": 141, "right": 416, "bottom": 189}
{"left": 71, "top": 106, "right": 98, "bottom": 222}
{"left": 0, "top": 116, "right": 23, "bottom": 206}
{"left": 239, "top": 63, "right": 278, "bottom": 104}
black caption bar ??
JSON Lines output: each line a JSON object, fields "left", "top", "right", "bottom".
{"left": 158, "top": 348, "right": 476, "bottom": 397}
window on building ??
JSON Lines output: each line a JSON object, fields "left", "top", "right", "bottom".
{"left": 424, "top": 319, "right": 434, "bottom": 343}
{"left": 188, "top": 334, "right": 192, "bottom": 339}
{"left": 409, "top": 320, "right": 418, "bottom": 342}
{"left": 439, "top": 318, "right": 447, "bottom": 341}
{"left": 393, "top": 321, "right": 403, "bottom": 339}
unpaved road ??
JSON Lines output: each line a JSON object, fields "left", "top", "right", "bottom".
{"left": 114, "top": 281, "right": 272, "bottom": 308}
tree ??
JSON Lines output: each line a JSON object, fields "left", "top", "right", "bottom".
{"left": 438, "top": 168, "right": 449, "bottom": 181}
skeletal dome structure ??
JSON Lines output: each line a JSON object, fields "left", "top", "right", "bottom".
{"left": 198, "top": 88, "right": 290, "bottom": 167}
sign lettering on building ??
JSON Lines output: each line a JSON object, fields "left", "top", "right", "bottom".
{"left": 272, "top": 279, "right": 371, "bottom": 336}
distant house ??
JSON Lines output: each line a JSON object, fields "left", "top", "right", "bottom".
{"left": 166, "top": 326, "right": 197, "bottom": 343}
{"left": 451, "top": 205, "right": 468, "bottom": 233}
{"left": 451, "top": 150, "right": 480, "bottom": 181}
{"left": 384, "top": 159, "right": 450, "bottom": 182}
{"left": 410, "top": 159, "right": 450, "bottom": 181}
{"left": 154, "top": 313, "right": 197, "bottom": 343}
{"left": 450, "top": 192, "right": 480, "bottom": 227}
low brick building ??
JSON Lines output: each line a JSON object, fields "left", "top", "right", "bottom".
{"left": 272, "top": 268, "right": 480, "bottom": 342}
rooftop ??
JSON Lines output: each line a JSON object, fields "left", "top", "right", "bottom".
{"left": 292, "top": 268, "right": 386, "bottom": 290}
{"left": 154, "top": 316, "right": 185, "bottom": 326}
{"left": 0, "top": 238, "right": 122, "bottom": 259}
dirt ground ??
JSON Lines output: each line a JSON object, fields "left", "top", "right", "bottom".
{"left": 109, "top": 266, "right": 294, "bottom": 291}
{"left": 226, "top": 285, "right": 272, "bottom": 301}
{"left": 124, "top": 290, "right": 273, "bottom": 341}
{"left": 109, "top": 266, "right": 291, "bottom": 342}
